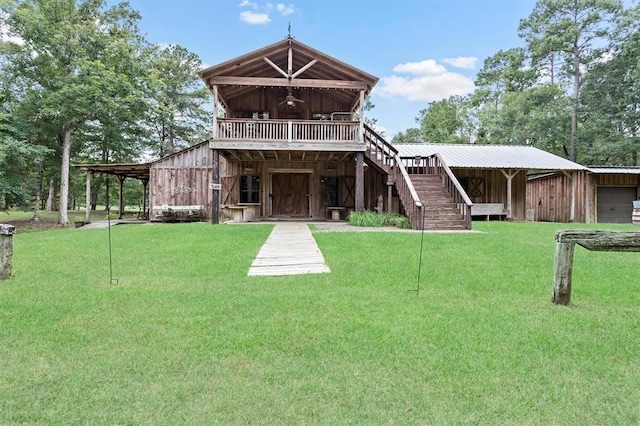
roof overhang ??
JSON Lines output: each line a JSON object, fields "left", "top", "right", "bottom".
{"left": 74, "top": 163, "right": 151, "bottom": 180}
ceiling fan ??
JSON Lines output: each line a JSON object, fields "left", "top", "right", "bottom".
{"left": 278, "top": 88, "right": 304, "bottom": 106}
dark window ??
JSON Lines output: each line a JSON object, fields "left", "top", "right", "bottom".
{"left": 321, "top": 177, "right": 339, "bottom": 207}
{"left": 240, "top": 176, "right": 260, "bottom": 204}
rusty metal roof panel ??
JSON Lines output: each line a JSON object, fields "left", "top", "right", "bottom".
{"left": 394, "top": 144, "right": 587, "bottom": 170}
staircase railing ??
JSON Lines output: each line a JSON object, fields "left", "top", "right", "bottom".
{"left": 392, "top": 153, "right": 424, "bottom": 229}
{"left": 363, "top": 124, "right": 397, "bottom": 172}
{"left": 363, "top": 124, "right": 424, "bottom": 229}
{"left": 401, "top": 153, "right": 473, "bottom": 229}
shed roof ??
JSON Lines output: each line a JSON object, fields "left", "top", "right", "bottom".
{"left": 587, "top": 167, "right": 640, "bottom": 174}
{"left": 393, "top": 144, "right": 587, "bottom": 171}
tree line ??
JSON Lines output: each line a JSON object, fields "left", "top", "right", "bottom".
{"left": 393, "top": 0, "right": 640, "bottom": 168}
{"left": 0, "top": 0, "right": 210, "bottom": 224}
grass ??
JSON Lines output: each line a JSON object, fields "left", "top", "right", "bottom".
{"left": 1, "top": 221, "right": 640, "bottom": 424}
{"left": 348, "top": 210, "right": 412, "bottom": 228}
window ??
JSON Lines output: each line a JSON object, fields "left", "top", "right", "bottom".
{"left": 321, "top": 177, "right": 339, "bottom": 207}
{"left": 240, "top": 176, "right": 260, "bottom": 204}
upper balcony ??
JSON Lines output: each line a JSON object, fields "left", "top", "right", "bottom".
{"left": 211, "top": 117, "right": 364, "bottom": 152}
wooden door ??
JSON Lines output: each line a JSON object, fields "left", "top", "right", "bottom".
{"left": 272, "top": 174, "right": 310, "bottom": 217}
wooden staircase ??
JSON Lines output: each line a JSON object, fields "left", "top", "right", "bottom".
{"left": 363, "top": 124, "right": 472, "bottom": 231}
{"left": 409, "top": 174, "right": 469, "bottom": 230}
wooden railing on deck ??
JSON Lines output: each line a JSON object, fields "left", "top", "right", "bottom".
{"left": 401, "top": 153, "right": 473, "bottom": 229}
{"left": 216, "top": 118, "right": 360, "bottom": 143}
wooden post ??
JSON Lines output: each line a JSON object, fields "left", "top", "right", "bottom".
{"left": 85, "top": 171, "right": 92, "bottom": 224}
{"left": 355, "top": 152, "right": 364, "bottom": 212}
{"left": 142, "top": 178, "right": 149, "bottom": 219}
{"left": 212, "top": 150, "right": 220, "bottom": 224}
{"left": 500, "top": 170, "right": 519, "bottom": 220}
{"left": 552, "top": 230, "right": 640, "bottom": 305}
{"left": 552, "top": 241, "right": 575, "bottom": 305}
{"left": 0, "top": 224, "right": 16, "bottom": 280}
{"left": 118, "top": 175, "right": 125, "bottom": 220}
{"left": 212, "top": 86, "right": 218, "bottom": 139}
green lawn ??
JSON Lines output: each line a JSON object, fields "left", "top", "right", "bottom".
{"left": 1, "top": 221, "right": 639, "bottom": 424}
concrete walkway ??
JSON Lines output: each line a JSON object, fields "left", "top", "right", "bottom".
{"left": 248, "top": 222, "right": 330, "bottom": 277}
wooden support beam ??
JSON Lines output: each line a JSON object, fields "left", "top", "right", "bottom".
{"left": 209, "top": 76, "right": 366, "bottom": 90}
{"left": 263, "top": 57, "right": 288, "bottom": 79}
{"left": 499, "top": 169, "right": 519, "bottom": 219}
{"left": 291, "top": 59, "right": 318, "bottom": 79}
{"left": 212, "top": 150, "right": 220, "bottom": 224}
{"left": 552, "top": 230, "right": 640, "bottom": 305}
{"left": 339, "top": 152, "right": 351, "bottom": 161}
{"left": 562, "top": 170, "right": 576, "bottom": 222}
{"left": 118, "top": 175, "right": 126, "bottom": 220}
{"left": 355, "top": 152, "right": 364, "bottom": 212}
{"left": 85, "top": 171, "right": 92, "bottom": 224}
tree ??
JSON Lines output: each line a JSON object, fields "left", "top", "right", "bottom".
{"left": 391, "top": 128, "right": 423, "bottom": 144}
{"left": 145, "top": 44, "right": 210, "bottom": 156}
{"left": 473, "top": 48, "right": 537, "bottom": 108}
{"left": 580, "top": 3, "right": 640, "bottom": 165}
{"left": 518, "top": 0, "right": 622, "bottom": 161}
{"left": 0, "top": 0, "right": 146, "bottom": 224}
{"left": 417, "top": 96, "right": 471, "bottom": 143}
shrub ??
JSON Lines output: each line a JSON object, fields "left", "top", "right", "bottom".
{"left": 348, "top": 210, "right": 411, "bottom": 229}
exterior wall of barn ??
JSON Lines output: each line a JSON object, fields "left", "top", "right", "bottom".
{"left": 219, "top": 157, "right": 389, "bottom": 221}
{"left": 526, "top": 171, "right": 589, "bottom": 222}
{"left": 149, "top": 143, "right": 215, "bottom": 220}
{"left": 526, "top": 171, "right": 640, "bottom": 223}
{"left": 454, "top": 168, "right": 528, "bottom": 221}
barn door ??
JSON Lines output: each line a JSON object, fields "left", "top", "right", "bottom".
{"left": 272, "top": 173, "right": 310, "bottom": 217}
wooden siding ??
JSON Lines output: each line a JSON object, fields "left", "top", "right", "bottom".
{"left": 454, "top": 168, "right": 528, "bottom": 220}
{"left": 526, "top": 171, "right": 640, "bottom": 223}
{"left": 220, "top": 157, "right": 388, "bottom": 220}
{"left": 149, "top": 143, "right": 215, "bottom": 219}
{"left": 526, "top": 171, "right": 588, "bottom": 222}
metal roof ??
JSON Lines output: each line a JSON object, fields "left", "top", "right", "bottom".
{"left": 587, "top": 167, "right": 640, "bottom": 174}
{"left": 394, "top": 144, "right": 587, "bottom": 171}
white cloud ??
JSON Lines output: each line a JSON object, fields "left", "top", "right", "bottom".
{"left": 276, "top": 3, "right": 295, "bottom": 16}
{"left": 442, "top": 56, "right": 477, "bottom": 70}
{"left": 239, "top": 0, "right": 258, "bottom": 8}
{"left": 240, "top": 10, "right": 271, "bottom": 24}
{"left": 393, "top": 59, "right": 447, "bottom": 76}
{"left": 374, "top": 59, "right": 475, "bottom": 102}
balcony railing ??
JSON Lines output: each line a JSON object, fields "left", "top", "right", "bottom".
{"left": 215, "top": 118, "right": 361, "bottom": 143}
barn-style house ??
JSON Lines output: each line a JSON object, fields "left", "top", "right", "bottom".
{"left": 78, "top": 37, "right": 620, "bottom": 230}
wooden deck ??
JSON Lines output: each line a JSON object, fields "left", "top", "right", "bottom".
{"left": 248, "top": 223, "right": 330, "bottom": 276}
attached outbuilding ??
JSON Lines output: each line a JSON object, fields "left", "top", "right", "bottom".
{"left": 527, "top": 167, "right": 640, "bottom": 223}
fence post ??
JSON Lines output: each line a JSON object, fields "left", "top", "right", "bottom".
{"left": 0, "top": 224, "right": 16, "bottom": 280}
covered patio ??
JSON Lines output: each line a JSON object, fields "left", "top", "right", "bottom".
{"left": 74, "top": 163, "right": 151, "bottom": 223}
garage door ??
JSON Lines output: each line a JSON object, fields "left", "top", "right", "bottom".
{"left": 597, "top": 187, "right": 637, "bottom": 223}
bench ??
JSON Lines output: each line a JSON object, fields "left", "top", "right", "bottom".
{"left": 221, "top": 204, "right": 260, "bottom": 222}
{"left": 152, "top": 204, "right": 204, "bottom": 222}
{"left": 327, "top": 206, "right": 345, "bottom": 221}
{"left": 552, "top": 230, "right": 640, "bottom": 305}
{"left": 471, "top": 203, "right": 507, "bottom": 220}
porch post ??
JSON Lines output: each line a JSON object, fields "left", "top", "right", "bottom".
{"left": 118, "top": 175, "right": 125, "bottom": 220}
{"left": 355, "top": 152, "right": 364, "bottom": 212}
{"left": 500, "top": 169, "right": 519, "bottom": 220}
{"left": 85, "top": 171, "right": 92, "bottom": 224}
{"left": 212, "top": 149, "right": 220, "bottom": 224}
{"left": 142, "top": 178, "right": 148, "bottom": 219}
{"left": 358, "top": 90, "right": 365, "bottom": 142}
{"left": 212, "top": 86, "right": 218, "bottom": 139}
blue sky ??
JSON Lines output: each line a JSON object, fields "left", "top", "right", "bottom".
{"left": 119, "top": 0, "right": 539, "bottom": 137}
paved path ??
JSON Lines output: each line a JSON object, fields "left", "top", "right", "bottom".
{"left": 248, "top": 222, "right": 330, "bottom": 277}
